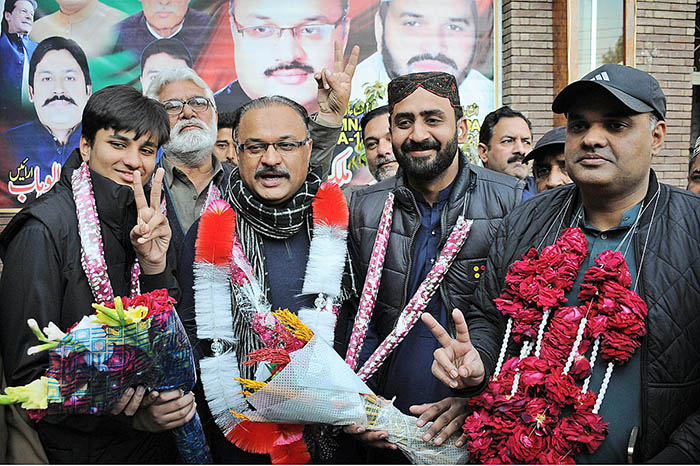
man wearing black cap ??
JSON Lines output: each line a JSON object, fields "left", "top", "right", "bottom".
{"left": 426, "top": 63, "right": 700, "bottom": 462}
{"left": 523, "top": 125, "right": 572, "bottom": 193}
{"left": 337, "top": 71, "right": 523, "bottom": 462}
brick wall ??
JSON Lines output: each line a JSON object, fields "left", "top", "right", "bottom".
{"left": 636, "top": 0, "right": 696, "bottom": 187}
{"left": 501, "top": 0, "right": 556, "bottom": 143}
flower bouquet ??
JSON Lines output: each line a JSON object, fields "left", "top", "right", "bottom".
{"left": 461, "top": 227, "right": 648, "bottom": 464}
{"left": 226, "top": 308, "right": 468, "bottom": 465}
{"left": 0, "top": 289, "right": 211, "bottom": 464}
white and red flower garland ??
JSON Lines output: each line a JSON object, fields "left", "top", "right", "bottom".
{"left": 463, "top": 227, "right": 648, "bottom": 464}
{"left": 193, "top": 183, "right": 350, "bottom": 450}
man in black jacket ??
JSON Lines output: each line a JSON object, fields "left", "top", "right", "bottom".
{"left": 0, "top": 85, "right": 194, "bottom": 462}
{"left": 428, "top": 64, "right": 700, "bottom": 462}
{"left": 338, "top": 71, "right": 523, "bottom": 462}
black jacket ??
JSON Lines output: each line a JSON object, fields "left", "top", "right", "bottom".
{"left": 338, "top": 154, "right": 524, "bottom": 390}
{"left": 0, "top": 150, "right": 179, "bottom": 463}
{"left": 472, "top": 171, "right": 700, "bottom": 462}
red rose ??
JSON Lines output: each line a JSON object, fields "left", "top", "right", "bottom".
{"left": 559, "top": 411, "right": 608, "bottom": 453}
{"left": 585, "top": 315, "right": 608, "bottom": 339}
{"left": 601, "top": 331, "right": 642, "bottom": 363}
{"left": 506, "top": 424, "right": 545, "bottom": 462}
{"left": 544, "top": 370, "right": 579, "bottom": 406}
{"left": 570, "top": 353, "right": 592, "bottom": 380}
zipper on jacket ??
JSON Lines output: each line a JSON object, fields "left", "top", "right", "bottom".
{"left": 401, "top": 190, "right": 422, "bottom": 310}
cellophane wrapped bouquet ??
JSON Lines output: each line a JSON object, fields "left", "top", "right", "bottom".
{"left": 227, "top": 308, "right": 468, "bottom": 465}
{"left": 0, "top": 289, "right": 211, "bottom": 464}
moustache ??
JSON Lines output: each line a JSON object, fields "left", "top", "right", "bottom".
{"left": 407, "top": 53, "right": 458, "bottom": 70}
{"left": 254, "top": 166, "right": 291, "bottom": 179}
{"left": 507, "top": 154, "right": 527, "bottom": 164}
{"left": 264, "top": 61, "right": 315, "bottom": 77}
{"left": 172, "top": 117, "right": 207, "bottom": 135}
{"left": 43, "top": 95, "right": 76, "bottom": 107}
{"left": 401, "top": 138, "right": 442, "bottom": 154}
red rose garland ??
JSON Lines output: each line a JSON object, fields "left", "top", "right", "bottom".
{"left": 464, "top": 227, "right": 648, "bottom": 464}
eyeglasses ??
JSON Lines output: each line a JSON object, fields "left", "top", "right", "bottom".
{"left": 162, "top": 96, "right": 211, "bottom": 116}
{"left": 231, "top": 15, "right": 346, "bottom": 43}
{"left": 236, "top": 139, "right": 310, "bottom": 158}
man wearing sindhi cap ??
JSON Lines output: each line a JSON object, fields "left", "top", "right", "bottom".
{"left": 428, "top": 64, "right": 700, "bottom": 462}
{"left": 338, "top": 71, "right": 523, "bottom": 462}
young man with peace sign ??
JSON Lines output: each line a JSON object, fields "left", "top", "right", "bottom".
{"left": 0, "top": 85, "right": 194, "bottom": 463}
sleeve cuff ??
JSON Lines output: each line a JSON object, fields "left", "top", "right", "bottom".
{"left": 311, "top": 112, "right": 342, "bottom": 128}
{"left": 139, "top": 269, "right": 171, "bottom": 292}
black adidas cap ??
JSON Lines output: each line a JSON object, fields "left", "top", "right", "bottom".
{"left": 523, "top": 126, "right": 566, "bottom": 163}
{"left": 552, "top": 64, "right": 666, "bottom": 121}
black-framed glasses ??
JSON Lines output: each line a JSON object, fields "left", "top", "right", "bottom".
{"left": 162, "top": 96, "right": 211, "bottom": 116}
{"left": 236, "top": 139, "right": 310, "bottom": 158}
{"left": 231, "top": 15, "right": 346, "bottom": 43}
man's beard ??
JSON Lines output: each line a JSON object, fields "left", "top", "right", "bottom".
{"left": 393, "top": 132, "right": 458, "bottom": 182}
{"left": 381, "top": 30, "right": 473, "bottom": 84}
{"left": 163, "top": 116, "right": 217, "bottom": 167}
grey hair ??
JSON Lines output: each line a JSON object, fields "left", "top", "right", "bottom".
{"left": 233, "top": 95, "right": 310, "bottom": 141}
{"left": 145, "top": 67, "right": 216, "bottom": 110}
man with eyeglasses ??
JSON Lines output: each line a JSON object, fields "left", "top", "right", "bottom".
{"left": 350, "top": 0, "right": 493, "bottom": 125}
{"left": 176, "top": 84, "right": 362, "bottom": 463}
{"left": 215, "top": 0, "right": 350, "bottom": 115}
{"left": 146, "top": 46, "right": 357, "bottom": 259}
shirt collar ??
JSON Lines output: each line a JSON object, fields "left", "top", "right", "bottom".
{"left": 145, "top": 14, "right": 185, "bottom": 40}
{"left": 55, "top": 0, "right": 99, "bottom": 25}
{"left": 580, "top": 202, "right": 643, "bottom": 233}
{"left": 161, "top": 153, "right": 224, "bottom": 188}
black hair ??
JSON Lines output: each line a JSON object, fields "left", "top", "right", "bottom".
{"left": 29, "top": 36, "right": 91, "bottom": 89}
{"left": 81, "top": 85, "right": 170, "bottom": 149}
{"left": 360, "top": 105, "right": 390, "bottom": 140}
{"left": 233, "top": 95, "right": 310, "bottom": 140}
{"left": 218, "top": 111, "right": 237, "bottom": 130}
{"left": 3, "top": 0, "right": 37, "bottom": 33}
{"left": 140, "top": 38, "right": 193, "bottom": 76}
{"left": 229, "top": 0, "right": 349, "bottom": 18}
{"left": 479, "top": 106, "right": 532, "bottom": 147}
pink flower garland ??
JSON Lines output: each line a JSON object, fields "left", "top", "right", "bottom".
{"left": 345, "top": 193, "right": 395, "bottom": 370}
{"left": 462, "top": 227, "right": 648, "bottom": 464}
{"left": 345, "top": 192, "right": 473, "bottom": 381}
{"left": 72, "top": 162, "right": 140, "bottom": 303}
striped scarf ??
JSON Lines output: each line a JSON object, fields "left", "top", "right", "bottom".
{"left": 222, "top": 165, "right": 323, "bottom": 378}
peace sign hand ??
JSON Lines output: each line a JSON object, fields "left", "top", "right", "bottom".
{"left": 421, "top": 308, "right": 485, "bottom": 390}
{"left": 315, "top": 41, "right": 360, "bottom": 125}
{"left": 130, "top": 168, "right": 171, "bottom": 275}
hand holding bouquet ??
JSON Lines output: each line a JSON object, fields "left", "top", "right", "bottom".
{"left": 0, "top": 289, "right": 211, "bottom": 464}
{"left": 227, "top": 309, "right": 467, "bottom": 464}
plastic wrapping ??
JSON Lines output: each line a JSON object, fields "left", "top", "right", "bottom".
{"left": 244, "top": 336, "right": 467, "bottom": 464}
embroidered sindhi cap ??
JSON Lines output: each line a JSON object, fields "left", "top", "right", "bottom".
{"left": 552, "top": 63, "right": 666, "bottom": 121}
{"left": 388, "top": 72, "right": 460, "bottom": 110}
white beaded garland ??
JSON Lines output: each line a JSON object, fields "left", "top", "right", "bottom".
{"left": 534, "top": 310, "right": 551, "bottom": 358}
{"left": 593, "top": 361, "right": 615, "bottom": 414}
{"left": 581, "top": 337, "right": 601, "bottom": 393}
{"left": 493, "top": 318, "right": 513, "bottom": 378}
{"left": 563, "top": 316, "right": 587, "bottom": 374}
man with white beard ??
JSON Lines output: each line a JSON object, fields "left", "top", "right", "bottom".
{"left": 146, "top": 56, "right": 355, "bottom": 257}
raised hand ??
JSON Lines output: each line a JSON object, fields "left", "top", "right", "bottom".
{"left": 422, "top": 308, "right": 485, "bottom": 390}
{"left": 129, "top": 168, "right": 171, "bottom": 275}
{"left": 315, "top": 41, "right": 360, "bottom": 125}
